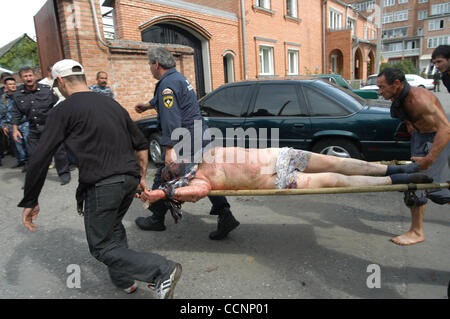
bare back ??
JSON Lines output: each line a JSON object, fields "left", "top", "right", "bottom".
{"left": 403, "top": 87, "right": 447, "bottom": 133}
{"left": 195, "top": 147, "right": 282, "bottom": 190}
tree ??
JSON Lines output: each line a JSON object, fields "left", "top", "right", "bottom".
{"left": 0, "top": 36, "right": 39, "bottom": 72}
{"left": 380, "top": 59, "right": 417, "bottom": 75}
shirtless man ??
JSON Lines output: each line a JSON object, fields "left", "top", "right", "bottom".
{"left": 376, "top": 67, "right": 450, "bottom": 246}
{"left": 139, "top": 146, "right": 430, "bottom": 208}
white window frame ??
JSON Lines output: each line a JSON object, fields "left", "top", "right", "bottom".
{"left": 427, "top": 36, "right": 450, "bottom": 48}
{"left": 287, "top": 49, "right": 299, "bottom": 75}
{"left": 398, "top": 0, "right": 408, "bottom": 4}
{"left": 329, "top": 8, "right": 343, "bottom": 30}
{"left": 418, "top": 0, "right": 428, "bottom": 4}
{"left": 431, "top": 3, "right": 450, "bottom": 15}
{"left": 394, "top": 10, "right": 408, "bottom": 22}
{"left": 257, "top": 0, "right": 271, "bottom": 10}
{"left": 383, "top": 13, "right": 393, "bottom": 24}
{"left": 286, "top": 0, "right": 298, "bottom": 18}
{"left": 429, "top": 19, "right": 445, "bottom": 31}
{"left": 259, "top": 45, "right": 274, "bottom": 76}
{"left": 384, "top": 0, "right": 395, "bottom": 7}
{"left": 418, "top": 10, "right": 427, "bottom": 20}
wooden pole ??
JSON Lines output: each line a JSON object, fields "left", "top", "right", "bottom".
{"left": 208, "top": 183, "right": 450, "bottom": 196}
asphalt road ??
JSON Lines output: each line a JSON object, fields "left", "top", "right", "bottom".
{"left": 0, "top": 91, "right": 449, "bottom": 300}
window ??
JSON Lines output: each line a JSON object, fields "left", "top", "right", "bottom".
{"left": 417, "top": 27, "right": 423, "bottom": 36}
{"left": 256, "top": 0, "right": 270, "bottom": 10}
{"left": 303, "top": 86, "right": 350, "bottom": 117}
{"left": 406, "top": 40, "right": 417, "bottom": 50}
{"left": 383, "top": 13, "right": 393, "bottom": 24}
{"left": 394, "top": 10, "right": 408, "bottom": 22}
{"left": 286, "top": 0, "right": 298, "bottom": 18}
{"left": 252, "top": 84, "right": 303, "bottom": 117}
{"left": 384, "top": 0, "right": 395, "bottom": 7}
{"left": 418, "top": 0, "right": 428, "bottom": 3}
{"left": 288, "top": 50, "right": 299, "bottom": 75}
{"left": 371, "top": 29, "right": 376, "bottom": 40}
{"left": 259, "top": 46, "right": 274, "bottom": 75}
{"left": 329, "top": 9, "right": 343, "bottom": 30}
{"left": 418, "top": 10, "right": 427, "bottom": 20}
{"left": 348, "top": 18, "right": 356, "bottom": 35}
{"left": 431, "top": 3, "right": 450, "bottom": 15}
{"left": 383, "top": 27, "right": 408, "bottom": 39}
{"left": 398, "top": 0, "right": 408, "bottom": 4}
{"left": 429, "top": 19, "right": 445, "bottom": 31}
{"left": 383, "top": 42, "right": 403, "bottom": 52}
{"left": 353, "top": 1, "right": 375, "bottom": 12}
{"left": 364, "top": 26, "right": 368, "bottom": 40}
{"left": 427, "top": 36, "right": 450, "bottom": 48}
{"left": 201, "top": 85, "right": 251, "bottom": 117}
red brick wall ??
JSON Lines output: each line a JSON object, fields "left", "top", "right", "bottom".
{"left": 55, "top": 0, "right": 196, "bottom": 121}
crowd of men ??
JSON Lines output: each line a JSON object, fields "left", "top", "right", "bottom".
{"left": 0, "top": 67, "right": 114, "bottom": 175}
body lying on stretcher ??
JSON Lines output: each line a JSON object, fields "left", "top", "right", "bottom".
{"left": 138, "top": 147, "right": 432, "bottom": 206}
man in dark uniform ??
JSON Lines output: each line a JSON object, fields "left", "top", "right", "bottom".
{"left": 134, "top": 46, "right": 240, "bottom": 240}
{"left": 11, "top": 67, "right": 71, "bottom": 185}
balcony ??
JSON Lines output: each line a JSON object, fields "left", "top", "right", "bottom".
{"left": 381, "top": 48, "right": 420, "bottom": 59}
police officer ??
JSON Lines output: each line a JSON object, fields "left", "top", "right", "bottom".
{"left": 134, "top": 47, "right": 240, "bottom": 240}
{"left": 11, "top": 67, "right": 71, "bottom": 185}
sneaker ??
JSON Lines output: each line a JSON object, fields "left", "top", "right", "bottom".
{"left": 135, "top": 216, "right": 166, "bottom": 231}
{"left": 156, "top": 263, "right": 182, "bottom": 299}
{"left": 209, "top": 208, "right": 240, "bottom": 240}
{"left": 123, "top": 282, "right": 138, "bottom": 294}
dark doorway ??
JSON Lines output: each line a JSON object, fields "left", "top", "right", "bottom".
{"left": 141, "top": 23, "right": 205, "bottom": 97}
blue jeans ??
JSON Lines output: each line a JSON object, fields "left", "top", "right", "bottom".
{"left": 83, "top": 174, "right": 175, "bottom": 288}
{"left": 10, "top": 122, "right": 29, "bottom": 163}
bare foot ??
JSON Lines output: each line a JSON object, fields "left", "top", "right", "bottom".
{"left": 391, "top": 231, "right": 425, "bottom": 246}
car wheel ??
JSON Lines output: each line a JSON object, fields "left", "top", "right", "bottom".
{"left": 148, "top": 133, "right": 163, "bottom": 164}
{"left": 418, "top": 85, "right": 425, "bottom": 88}
{"left": 312, "top": 138, "right": 362, "bottom": 159}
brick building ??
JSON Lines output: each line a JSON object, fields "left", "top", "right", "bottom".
{"left": 346, "top": 0, "right": 450, "bottom": 76}
{"left": 34, "top": 0, "right": 378, "bottom": 120}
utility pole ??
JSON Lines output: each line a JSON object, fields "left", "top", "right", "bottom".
{"left": 375, "top": 0, "right": 384, "bottom": 74}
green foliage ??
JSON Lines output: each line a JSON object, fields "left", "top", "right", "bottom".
{"left": 380, "top": 59, "right": 417, "bottom": 75}
{"left": 0, "top": 36, "right": 39, "bottom": 72}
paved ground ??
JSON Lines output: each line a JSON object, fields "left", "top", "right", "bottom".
{"left": 0, "top": 91, "right": 449, "bottom": 300}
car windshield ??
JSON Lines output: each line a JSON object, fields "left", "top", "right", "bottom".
{"left": 312, "top": 80, "right": 365, "bottom": 111}
{"left": 366, "top": 76, "right": 377, "bottom": 86}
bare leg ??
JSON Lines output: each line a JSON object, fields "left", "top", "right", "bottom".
{"left": 391, "top": 205, "right": 426, "bottom": 246}
{"left": 304, "top": 153, "right": 387, "bottom": 176}
{"left": 296, "top": 172, "right": 392, "bottom": 189}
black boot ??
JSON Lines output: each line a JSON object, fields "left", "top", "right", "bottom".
{"left": 135, "top": 216, "right": 166, "bottom": 231}
{"left": 209, "top": 207, "right": 240, "bottom": 240}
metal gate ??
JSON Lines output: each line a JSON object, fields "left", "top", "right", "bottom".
{"left": 141, "top": 23, "right": 205, "bottom": 97}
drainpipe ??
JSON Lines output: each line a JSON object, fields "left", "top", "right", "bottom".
{"left": 323, "top": 0, "right": 327, "bottom": 73}
{"left": 90, "top": 0, "right": 109, "bottom": 48}
{"left": 240, "top": 0, "right": 248, "bottom": 80}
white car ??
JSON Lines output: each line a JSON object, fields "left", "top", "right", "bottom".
{"left": 405, "top": 74, "right": 435, "bottom": 90}
{"left": 361, "top": 73, "right": 435, "bottom": 91}
{"left": 360, "top": 74, "right": 378, "bottom": 91}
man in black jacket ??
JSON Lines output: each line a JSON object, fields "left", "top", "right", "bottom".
{"left": 19, "top": 59, "right": 181, "bottom": 298}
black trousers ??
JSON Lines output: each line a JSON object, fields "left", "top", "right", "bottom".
{"left": 27, "top": 133, "right": 70, "bottom": 177}
{"left": 84, "top": 174, "right": 175, "bottom": 288}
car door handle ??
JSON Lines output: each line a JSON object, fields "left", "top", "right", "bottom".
{"left": 294, "top": 124, "right": 305, "bottom": 128}
{"left": 231, "top": 123, "right": 241, "bottom": 127}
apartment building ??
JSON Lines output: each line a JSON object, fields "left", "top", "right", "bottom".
{"left": 34, "top": 0, "right": 378, "bottom": 118}
{"left": 345, "top": 0, "right": 450, "bottom": 76}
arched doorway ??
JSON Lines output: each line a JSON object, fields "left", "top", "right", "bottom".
{"left": 141, "top": 23, "right": 206, "bottom": 97}
{"left": 329, "top": 49, "right": 343, "bottom": 75}
{"left": 354, "top": 48, "right": 363, "bottom": 79}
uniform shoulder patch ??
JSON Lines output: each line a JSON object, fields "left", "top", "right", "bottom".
{"left": 163, "top": 95, "right": 174, "bottom": 109}
{"left": 162, "top": 88, "right": 174, "bottom": 95}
